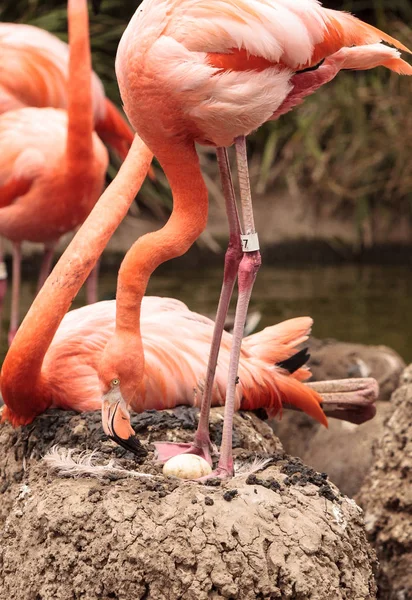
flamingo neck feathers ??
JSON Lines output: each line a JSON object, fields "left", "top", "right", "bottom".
{"left": 65, "top": 0, "right": 94, "bottom": 169}
{"left": 1, "top": 137, "right": 153, "bottom": 425}
{"left": 114, "top": 141, "right": 208, "bottom": 359}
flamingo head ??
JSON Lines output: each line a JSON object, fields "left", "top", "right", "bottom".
{"left": 98, "top": 334, "right": 147, "bottom": 458}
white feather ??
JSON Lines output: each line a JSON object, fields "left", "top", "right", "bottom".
{"left": 43, "top": 446, "right": 157, "bottom": 480}
{"left": 234, "top": 456, "right": 273, "bottom": 477}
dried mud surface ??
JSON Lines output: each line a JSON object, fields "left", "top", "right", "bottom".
{"left": 0, "top": 406, "right": 281, "bottom": 526}
{"left": 357, "top": 381, "right": 412, "bottom": 600}
{"left": 272, "top": 402, "right": 394, "bottom": 498}
{"left": 0, "top": 407, "right": 377, "bottom": 600}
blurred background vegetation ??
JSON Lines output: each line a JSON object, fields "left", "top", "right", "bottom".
{"left": 2, "top": 0, "right": 411, "bottom": 249}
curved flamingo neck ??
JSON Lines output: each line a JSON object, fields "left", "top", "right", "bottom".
{"left": 1, "top": 137, "right": 153, "bottom": 423}
{"left": 66, "top": 0, "right": 94, "bottom": 169}
{"left": 115, "top": 141, "right": 208, "bottom": 339}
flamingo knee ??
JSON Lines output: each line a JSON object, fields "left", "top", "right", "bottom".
{"left": 223, "top": 236, "right": 243, "bottom": 283}
{"left": 238, "top": 250, "right": 262, "bottom": 293}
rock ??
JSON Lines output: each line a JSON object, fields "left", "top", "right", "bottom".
{"left": 307, "top": 338, "right": 405, "bottom": 401}
{"left": 272, "top": 401, "right": 394, "bottom": 498}
{"left": 0, "top": 408, "right": 377, "bottom": 599}
{"left": 357, "top": 375, "right": 412, "bottom": 599}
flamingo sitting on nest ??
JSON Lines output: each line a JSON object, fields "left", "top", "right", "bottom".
{"left": 0, "top": 137, "right": 377, "bottom": 455}
{"left": 1, "top": 292, "right": 377, "bottom": 454}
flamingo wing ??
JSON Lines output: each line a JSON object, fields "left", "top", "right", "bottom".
{"left": 0, "top": 149, "right": 45, "bottom": 208}
{"left": 163, "top": 0, "right": 410, "bottom": 67}
{"left": 0, "top": 22, "right": 138, "bottom": 161}
{"left": 0, "top": 109, "right": 57, "bottom": 207}
{"left": 42, "top": 297, "right": 324, "bottom": 424}
{"left": 42, "top": 297, "right": 195, "bottom": 412}
{"left": 0, "top": 108, "right": 68, "bottom": 187}
{"left": 0, "top": 23, "right": 106, "bottom": 118}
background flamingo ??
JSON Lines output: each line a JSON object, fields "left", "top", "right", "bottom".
{"left": 108, "top": 0, "right": 412, "bottom": 478}
{"left": 0, "top": 16, "right": 156, "bottom": 335}
{"left": 0, "top": 0, "right": 109, "bottom": 343}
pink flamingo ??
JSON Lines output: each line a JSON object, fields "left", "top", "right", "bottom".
{"left": 0, "top": 137, "right": 376, "bottom": 447}
{"left": 0, "top": 17, "right": 155, "bottom": 334}
{"left": 106, "top": 0, "right": 411, "bottom": 477}
{"left": 0, "top": 0, "right": 109, "bottom": 343}
{"left": 1, "top": 290, "right": 378, "bottom": 444}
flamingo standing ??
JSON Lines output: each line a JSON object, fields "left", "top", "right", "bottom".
{"left": 0, "top": 136, "right": 376, "bottom": 445}
{"left": 0, "top": 0, "right": 109, "bottom": 343}
{"left": 104, "top": 0, "right": 410, "bottom": 478}
{"left": 0, "top": 19, "right": 139, "bottom": 318}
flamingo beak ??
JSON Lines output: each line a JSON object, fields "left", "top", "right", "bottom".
{"left": 101, "top": 398, "right": 147, "bottom": 458}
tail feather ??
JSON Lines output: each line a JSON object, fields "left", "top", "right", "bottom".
{"left": 242, "top": 372, "right": 328, "bottom": 427}
{"left": 383, "top": 57, "right": 412, "bottom": 76}
{"left": 274, "top": 374, "right": 328, "bottom": 427}
{"left": 277, "top": 347, "right": 310, "bottom": 374}
{"left": 331, "top": 11, "right": 411, "bottom": 55}
{"left": 243, "top": 317, "right": 312, "bottom": 364}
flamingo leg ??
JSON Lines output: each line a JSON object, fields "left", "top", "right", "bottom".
{"left": 204, "top": 135, "right": 261, "bottom": 479}
{"left": 85, "top": 259, "right": 100, "bottom": 304}
{"left": 8, "top": 242, "right": 22, "bottom": 346}
{"left": 37, "top": 243, "right": 57, "bottom": 293}
{"left": 154, "top": 147, "right": 243, "bottom": 464}
{"left": 0, "top": 237, "right": 8, "bottom": 335}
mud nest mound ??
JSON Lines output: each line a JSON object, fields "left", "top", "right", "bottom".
{"left": 357, "top": 382, "right": 412, "bottom": 599}
{"left": 0, "top": 407, "right": 377, "bottom": 600}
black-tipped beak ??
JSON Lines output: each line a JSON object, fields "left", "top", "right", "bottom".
{"left": 109, "top": 430, "right": 148, "bottom": 458}
{"left": 102, "top": 398, "right": 148, "bottom": 458}
{"left": 91, "top": 0, "right": 102, "bottom": 15}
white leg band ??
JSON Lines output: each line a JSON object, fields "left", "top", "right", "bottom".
{"left": 240, "top": 233, "right": 260, "bottom": 252}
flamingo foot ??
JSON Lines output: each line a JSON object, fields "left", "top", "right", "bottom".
{"left": 196, "top": 464, "right": 234, "bottom": 482}
{"left": 154, "top": 439, "right": 216, "bottom": 466}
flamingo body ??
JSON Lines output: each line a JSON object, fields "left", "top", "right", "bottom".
{"left": 0, "top": 22, "right": 133, "bottom": 159}
{"left": 2, "top": 297, "right": 324, "bottom": 426}
{"left": 0, "top": 107, "right": 107, "bottom": 243}
{"left": 117, "top": 0, "right": 411, "bottom": 150}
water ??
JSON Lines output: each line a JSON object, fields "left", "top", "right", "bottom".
{"left": 2, "top": 263, "right": 411, "bottom": 363}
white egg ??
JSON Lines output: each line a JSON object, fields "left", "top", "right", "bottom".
{"left": 163, "top": 454, "right": 212, "bottom": 479}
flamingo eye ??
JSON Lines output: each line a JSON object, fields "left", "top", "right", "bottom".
{"left": 111, "top": 378, "right": 120, "bottom": 387}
